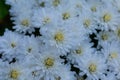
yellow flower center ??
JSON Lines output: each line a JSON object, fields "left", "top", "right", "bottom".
{"left": 116, "top": 28, "right": 120, "bottom": 38}
{"left": 91, "top": 6, "right": 97, "bottom": 12}
{"left": 101, "top": 33, "right": 108, "bottom": 41}
{"left": 53, "top": 0, "right": 60, "bottom": 6}
{"left": 89, "top": 63, "right": 97, "bottom": 73}
{"left": 54, "top": 32, "right": 64, "bottom": 42}
{"left": 62, "top": 12, "right": 70, "bottom": 20}
{"left": 55, "top": 76, "right": 61, "bottom": 80}
{"left": 21, "top": 19, "right": 29, "bottom": 26}
{"left": 11, "top": 42, "right": 16, "bottom": 48}
{"left": 103, "top": 13, "right": 112, "bottom": 22}
{"left": 43, "top": 17, "right": 51, "bottom": 24}
{"left": 109, "top": 52, "right": 118, "bottom": 59}
{"left": 78, "top": 77, "right": 84, "bottom": 80}
{"left": 10, "top": 70, "right": 20, "bottom": 79}
{"left": 75, "top": 48, "right": 82, "bottom": 55}
{"left": 83, "top": 19, "right": 91, "bottom": 27}
{"left": 44, "top": 57, "right": 54, "bottom": 68}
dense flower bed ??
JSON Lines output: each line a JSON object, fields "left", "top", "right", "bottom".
{"left": 0, "top": 0, "right": 120, "bottom": 80}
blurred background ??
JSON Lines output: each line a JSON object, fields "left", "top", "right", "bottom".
{"left": 0, "top": 0, "right": 13, "bottom": 35}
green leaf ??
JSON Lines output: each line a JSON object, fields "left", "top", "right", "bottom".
{"left": 0, "top": 0, "right": 9, "bottom": 20}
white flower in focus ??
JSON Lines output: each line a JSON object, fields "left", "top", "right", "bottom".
{"left": 101, "top": 41, "right": 120, "bottom": 73}
{"left": 0, "top": 30, "right": 22, "bottom": 57}
{"left": 78, "top": 10, "right": 97, "bottom": 34}
{"left": 32, "top": 8, "right": 57, "bottom": 28}
{"left": 0, "top": 62, "right": 32, "bottom": 80}
{"left": 96, "top": 31, "right": 115, "bottom": 47}
{"left": 77, "top": 53, "right": 106, "bottom": 80}
{"left": 6, "top": 0, "right": 36, "bottom": 34}
{"left": 12, "top": 13, "right": 35, "bottom": 34}
{"left": 31, "top": 48, "right": 75, "bottom": 80}
{"left": 68, "top": 40, "right": 94, "bottom": 64}
{"left": 21, "top": 35, "right": 40, "bottom": 57}
{"left": 95, "top": 3, "right": 120, "bottom": 31}
{"left": 40, "top": 24, "right": 81, "bottom": 55}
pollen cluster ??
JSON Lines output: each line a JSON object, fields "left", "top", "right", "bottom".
{"left": 75, "top": 48, "right": 82, "bottom": 55}
{"left": 83, "top": 19, "right": 91, "bottom": 27}
{"left": 10, "top": 70, "right": 20, "bottom": 79}
{"left": 88, "top": 63, "right": 97, "bottom": 73}
{"left": 53, "top": 0, "right": 60, "bottom": 6}
{"left": 62, "top": 12, "right": 70, "bottom": 20}
{"left": 44, "top": 57, "right": 54, "bottom": 68}
{"left": 54, "top": 32, "right": 64, "bottom": 42}
{"left": 21, "top": 19, "right": 29, "bottom": 26}
{"left": 103, "top": 13, "right": 111, "bottom": 22}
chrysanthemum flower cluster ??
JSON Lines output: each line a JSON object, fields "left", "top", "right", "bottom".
{"left": 1, "top": 0, "right": 120, "bottom": 80}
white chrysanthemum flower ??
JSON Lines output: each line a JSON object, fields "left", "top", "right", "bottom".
{"left": 96, "top": 31, "right": 115, "bottom": 47}
{"left": 101, "top": 40, "right": 120, "bottom": 62}
{"left": 32, "top": 8, "right": 58, "bottom": 28}
{"left": 40, "top": 24, "right": 83, "bottom": 55}
{"left": 101, "top": 41, "right": 120, "bottom": 73}
{"left": 0, "top": 62, "right": 32, "bottom": 80}
{"left": 31, "top": 48, "right": 76, "bottom": 80}
{"left": 95, "top": 3, "right": 120, "bottom": 31}
{"left": 78, "top": 10, "right": 97, "bottom": 34}
{"left": 6, "top": 0, "right": 37, "bottom": 34}
{"left": 77, "top": 53, "right": 106, "bottom": 80}
{"left": 12, "top": 13, "right": 35, "bottom": 34}
{"left": 0, "top": 30, "right": 22, "bottom": 57}
{"left": 68, "top": 40, "right": 95, "bottom": 64}
{"left": 21, "top": 35, "right": 40, "bottom": 57}
{"left": 56, "top": 3, "right": 77, "bottom": 22}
